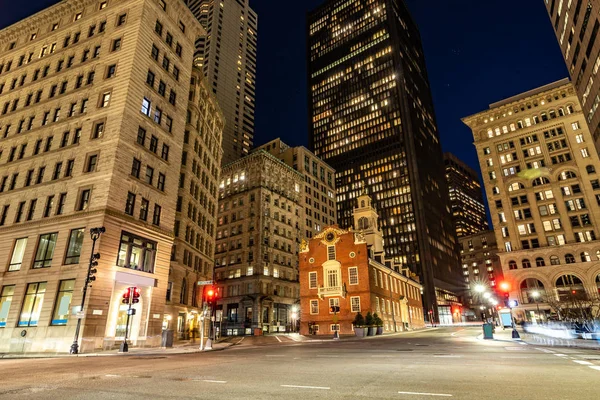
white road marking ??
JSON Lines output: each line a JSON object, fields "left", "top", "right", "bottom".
{"left": 236, "top": 337, "right": 245, "bottom": 344}
{"left": 450, "top": 329, "right": 464, "bottom": 337}
{"left": 372, "top": 355, "right": 394, "bottom": 358}
{"left": 105, "top": 374, "right": 120, "bottom": 377}
{"left": 202, "top": 380, "right": 227, "bottom": 383}
{"left": 535, "top": 347, "right": 555, "bottom": 354}
{"left": 433, "top": 355, "right": 460, "bottom": 358}
{"left": 589, "top": 366, "right": 600, "bottom": 371}
{"left": 398, "top": 391, "right": 452, "bottom": 397}
{"left": 281, "top": 385, "right": 330, "bottom": 390}
{"left": 572, "top": 360, "right": 593, "bottom": 365}
{"left": 317, "top": 354, "right": 340, "bottom": 357}
{"left": 266, "top": 354, "right": 285, "bottom": 357}
{"left": 275, "top": 336, "right": 282, "bottom": 342}
{"left": 554, "top": 354, "right": 567, "bottom": 357}
{"left": 501, "top": 356, "right": 530, "bottom": 359}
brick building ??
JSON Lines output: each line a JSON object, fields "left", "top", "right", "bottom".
{"left": 299, "top": 192, "right": 424, "bottom": 336}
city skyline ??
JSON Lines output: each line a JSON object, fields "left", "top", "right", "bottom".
{"left": 0, "top": 0, "right": 568, "bottom": 175}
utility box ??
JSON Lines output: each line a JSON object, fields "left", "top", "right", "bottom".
{"left": 482, "top": 323, "right": 494, "bottom": 340}
{"left": 253, "top": 328, "right": 263, "bottom": 336}
{"left": 161, "top": 329, "right": 174, "bottom": 347}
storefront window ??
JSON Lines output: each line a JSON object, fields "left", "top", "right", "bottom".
{"left": 0, "top": 286, "right": 15, "bottom": 327}
{"left": 51, "top": 280, "right": 75, "bottom": 325}
{"left": 18, "top": 282, "right": 47, "bottom": 326}
{"left": 117, "top": 231, "right": 157, "bottom": 273}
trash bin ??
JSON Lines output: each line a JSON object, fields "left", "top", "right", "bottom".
{"left": 482, "top": 323, "right": 494, "bottom": 340}
{"left": 253, "top": 328, "right": 262, "bottom": 336}
{"left": 161, "top": 329, "right": 174, "bottom": 347}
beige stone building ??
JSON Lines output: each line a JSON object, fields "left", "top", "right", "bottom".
{"left": 164, "top": 67, "right": 223, "bottom": 341}
{"left": 0, "top": 0, "right": 205, "bottom": 352}
{"left": 255, "top": 138, "right": 337, "bottom": 238}
{"left": 463, "top": 79, "right": 600, "bottom": 322}
{"left": 214, "top": 150, "right": 304, "bottom": 335}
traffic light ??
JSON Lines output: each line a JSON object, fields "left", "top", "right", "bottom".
{"left": 503, "top": 292, "right": 510, "bottom": 307}
{"left": 499, "top": 281, "right": 511, "bottom": 292}
{"left": 330, "top": 306, "right": 340, "bottom": 313}
{"left": 122, "top": 287, "right": 132, "bottom": 304}
{"left": 87, "top": 253, "right": 100, "bottom": 285}
{"left": 132, "top": 287, "right": 141, "bottom": 304}
{"left": 205, "top": 287, "right": 215, "bottom": 305}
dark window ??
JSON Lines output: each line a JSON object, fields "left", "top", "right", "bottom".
{"left": 117, "top": 231, "right": 157, "bottom": 273}
{"left": 139, "top": 198, "right": 149, "bottom": 221}
{"left": 150, "top": 135, "right": 158, "bottom": 153}
{"left": 125, "top": 192, "right": 136, "bottom": 215}
{"left": 157, "top": 173, "right": 165, "bottom": 191}
{"left": 161, "top": 144, "right": 169, "bottom": 161}
{"left": 137, "top": 127, "right": 146, "bottom": 146}
{"left": 85, "top": 154, "right": 98, "bottom": 172}
{"left": 131, "top": 158, "right": 141, "bottom": 178}
{"left": 64, "top": 229, "right": 85, "bottom": 264}
{"left": 77, "top": 189, "right": 91, "bottom": 211}
{"left": 152, "top": 204, "right": 162, "bottom": 225}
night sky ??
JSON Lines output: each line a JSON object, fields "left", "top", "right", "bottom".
{"left": 0, "top": 0, "right": 568, "bottom": 173}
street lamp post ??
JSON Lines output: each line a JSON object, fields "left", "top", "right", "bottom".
{"left": 69, "top": 226, "right": 105, "bottom": 354}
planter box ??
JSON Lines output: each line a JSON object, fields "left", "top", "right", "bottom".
{"left": 354, "top": 327, "right": 365, "bottom": 337}
{"left": 367, "top": 327, "right": 375, "bottom": 336}
{"left": 376, "top": 327, "right": 383, "bottom": 335}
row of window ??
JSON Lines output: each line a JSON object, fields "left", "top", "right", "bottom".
{"left": 0, "top": 187, "right": 90, "bottom": 228}
{"left": 8, "top": 229, "right": 85, "bottom": 271}
{"left": 0, "top": 280, "right": 75, "bottom": 328}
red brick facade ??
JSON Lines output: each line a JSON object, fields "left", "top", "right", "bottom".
{"left": 299, "top": 227, "right": 425, "bottom": 336}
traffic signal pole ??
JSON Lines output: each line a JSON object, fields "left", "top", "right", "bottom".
{"left": 69, "top": 227, "right": 105, "bottom": 355}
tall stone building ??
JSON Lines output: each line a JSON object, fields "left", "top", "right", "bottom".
{"left": 307, "top": 0, "right": 463, "bottom": 321}
{"left": 185, "top": 0, "right": 257, "bottom": 164}
{"left": 255, "top": 138, "right": 337, "bottom": 238}
{"left": 458, "top": 230, "right": 503, "bottom": 319}
{"left": 165, "top": 67, "right": 223, "bottom": 341}
{"left": 544, "top": 0, "right": 600, "bottom": 151}
{"left": 214, "top": 151, "right": 304, "bottom": 336}
{"left": 0, "top": 0, "right": 204, "bottom": 352}
{"left": 444, "top": 152, "right": 489, "bottom": 237}
{"left": 463, "top": 79, "right": 600, "bottom": 323}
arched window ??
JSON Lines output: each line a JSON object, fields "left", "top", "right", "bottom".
{"left": 520, "top": 278, "right": 545, "bottom": 303}
{"left": 549, "top": 110, "right": 557, "bottom": 119}
{"left": 509, "top": 260, "right": 517, "bottom": 270}
{"left": 358, "top": 217, "right": 369, "bottom": 230}
{"left": 567, "top": 105, "right": 574, "bottom": 114}
{"left": 565, "top": 254, "right": 575, "bottom": 264}
{"left": 558, "top": 107, "right": 565, "bottom": 116}
{"left": 596, "top": 274, "right": 600, "bottom": 292}
{"left": 180, "top": 278, "right": 188, "bottom": 304}
{"left": 360, "top": 200, "right": 365, "bottom": 208}
{"left": 555, "top": 274, "right": 586, "bottom": 301}
{"left": 522, "top": 259, "right": 532, "bottom": 269}
{"left": 532, "top": 177, "right": 550, "bottom": 186}
{"left": 535, "top": 257, "right": 545, "bottom": 267}
{"left": 581, "top": 252, "right": 591, "bottom": 262}
{"left": 541, "top": 112, "right": 548, "bottom": 121}
{"left": 558, "top": 171, "right": 577, "bottom": 180}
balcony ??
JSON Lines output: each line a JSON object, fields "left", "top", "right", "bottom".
{"left": 318, "top": 285, "right": 345, "bottom": 299}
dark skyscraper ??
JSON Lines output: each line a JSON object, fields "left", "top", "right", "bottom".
{"left": 307, "top": 0, "right": 464, "bottom": 321}
{"left": 444, "top": 153, "right": 489, "bottom": 238}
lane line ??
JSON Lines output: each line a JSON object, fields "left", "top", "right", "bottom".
{"left": 398, "top": 391, "right": 452, "bottom": 397}
{"left": 572, "top": 360, "right": 593, "bottom": 365}
{"left": 202, "top": 380, "right": 227, "bottom": 384}
{"left": 589, "top": 366, "right": 600, "bottom": 371}
{"left": 275, "top": 336, "right": 282, "bottom": 342}
{"left": 236, "top": 337, "right": 245, "bottom": 344}
{"left": 450, "top": 329, "right": 464, "bottom": 337}
{"left": 554, "top": 354, "right": 567, "bottom": 357}
{"left": 281, "top": 385, "right": 330, "bottom": 390}
{"left": 266, "top": 354, "right": 285, "bottom": 357}
{"left": 105, "top": 374, "right": 120, "bottom": 378}
{"left": 433, "top": 355, "right": 460, "bottom": 358}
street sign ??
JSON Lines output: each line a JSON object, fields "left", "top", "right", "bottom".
{"left": 76, "top": 311, "right": 85, "bottom": 319}
{"left": 127, "top": 308, "right": 137, "bottom": 316}
{"left": 198, "top": 280, "right": 213, "bottom": 285}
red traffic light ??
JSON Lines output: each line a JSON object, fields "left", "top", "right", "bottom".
{"left": 499, "top": 281, "right": 511, "bottom": 292}
{"left": 207, "top": 288, "right": 214, "bottom": 298}
{"left": 132, "top": 287, "right": 141, "bottom": 303}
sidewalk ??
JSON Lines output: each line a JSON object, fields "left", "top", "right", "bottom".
{"left": 0, "top": 339, "right": 234, "bottom": 359}
{"left": 479, "top": 326, "right": 600, "bottom": 350}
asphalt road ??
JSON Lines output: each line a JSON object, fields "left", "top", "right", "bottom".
{"left": 1, "top": 327, "right": 600, "bottom": 399}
